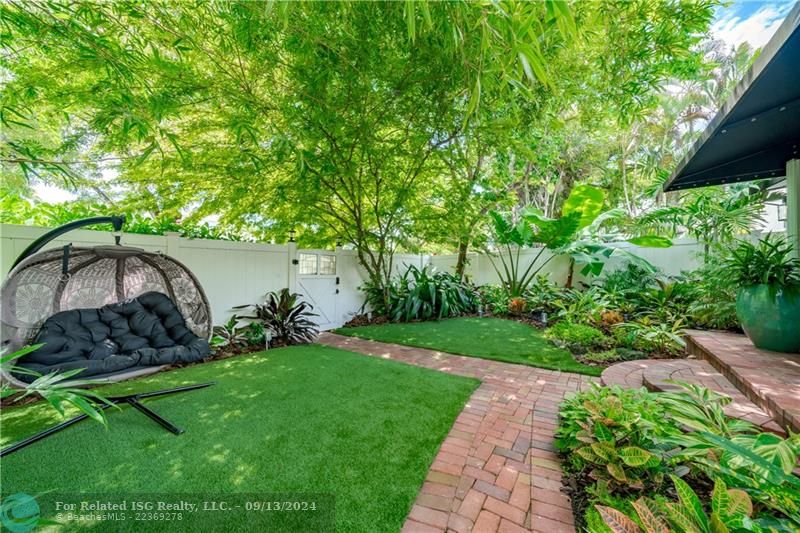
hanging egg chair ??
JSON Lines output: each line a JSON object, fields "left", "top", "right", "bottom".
{"left": 1, "top": 216, "right": 212, "bottom": 387}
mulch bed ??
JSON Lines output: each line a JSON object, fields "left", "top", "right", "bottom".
{"left": 342, "top": 314, "right": 389, "bottom": 328}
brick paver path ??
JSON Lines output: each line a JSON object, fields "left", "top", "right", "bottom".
{"left": 317, "top": 333, "right": 598, "bottom": 533}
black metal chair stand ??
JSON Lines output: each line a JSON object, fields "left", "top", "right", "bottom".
{"left": 0, "top": 382, "right": 215, "bottom": 457}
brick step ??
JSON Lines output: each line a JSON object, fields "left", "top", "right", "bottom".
{"left": 600, "top": 360, "right": 662, "bottom": 389}
{"left": 686, "top": 330, "right": 800, "bottom": 434}
{"left": 600, "top": 359, "right": 785, "bottom": 435}
{"left": 642, "top": 359, "right": 784, "bottom": 435}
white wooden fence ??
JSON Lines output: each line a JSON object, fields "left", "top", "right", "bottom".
{"left": 427, "top": 237, "right": 707, "bottom": 287}
{"left": 0, "top": 224, "right": 425, "bottom": 330}
{"left": 0, "top": 223, "right": 744, "bottom": 330}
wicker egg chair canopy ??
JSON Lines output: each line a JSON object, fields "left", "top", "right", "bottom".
{"left": 1, "top": 217, "right": 212, "bottom": 351}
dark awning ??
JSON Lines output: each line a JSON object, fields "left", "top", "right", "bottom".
{"left": 664, "top": 2, "right": 800, "bottom": 192}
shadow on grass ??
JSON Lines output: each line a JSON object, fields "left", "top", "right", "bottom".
{"left": 1, "top": 344, "right": 479, "bottom": 532}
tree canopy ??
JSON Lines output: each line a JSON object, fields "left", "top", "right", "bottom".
{"left": 2, "top": 0, "right": 750, "bottom": 287}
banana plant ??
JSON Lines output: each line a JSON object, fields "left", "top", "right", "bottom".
{"left": 561, "top": 208, "right": 672, "bottom": 286}
{"left": 487, "top": 185, "right": 670, "bottom": 296}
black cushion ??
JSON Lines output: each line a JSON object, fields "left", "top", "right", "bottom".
{"left": 13, "top": 292, "right": 209, "bottom": 382}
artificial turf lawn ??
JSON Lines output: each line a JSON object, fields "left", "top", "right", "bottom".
{"left": 335, "top": 316, "right": 602, "bottom": 376}
{"left": 0, "top": 344, "right": 478, "bottom": 532}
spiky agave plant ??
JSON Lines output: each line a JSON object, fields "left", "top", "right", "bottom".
{"left": 235, "top": 289, "right": 319, "bottom": 345}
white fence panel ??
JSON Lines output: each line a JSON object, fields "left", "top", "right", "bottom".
{"left": 2, "top": 223, "right": 769, "bottom": 329}
{"left": 429, "top": 248, "right": 572, "bottom": 286}
{"left": 0, "top": 225, "right": 361, "bottom": 329}
{"left": 174, "top": 238, "right": 290, "bottom": 324}
{"left": 428, "top": 237, "right": 753, "bottom": 287}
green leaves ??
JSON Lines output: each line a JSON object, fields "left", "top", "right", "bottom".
{"left": 721, "top": 489, "right": 752, "bottom": 518}
{"left": 627, "top": 236, "right": 672, "bottom": 248}
{"left": 1, "top": 344, "right": 114, "bottom": 427}
{"left": 725, "top": 234, "right": 800, "bottom": 288}
{"left": 361, "top": 265, "right": 479, "bottom": 322}
{"left": 562, "top": 184, "right": 606, "bottom": 231}
{"left": 526, "top": 185, "right": 606, "bottom": 244}
{"left": 745, "top": 432, "right": 800, "bottom": 475}
{"left": 597, "top": 477, "right": 758, "bottom": 533}
{"left": 235, "top": 288, "right": 319, "bottom": 345}
{"left": 568, "top": 381, "right": 799, "bottom": 533}
{"left": 619, "top": 447, "right": 658, "bottom": 468}
{"left": 671, "top": 474, "right": 709, "bottom": 533}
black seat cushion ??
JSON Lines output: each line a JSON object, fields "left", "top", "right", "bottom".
{"left": 13, "top": 292, "right": 209, "bottom": 383}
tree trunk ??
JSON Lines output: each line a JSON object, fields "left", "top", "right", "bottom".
{"left": 565, "top": 257, "right": 575, "bottom": 289}
{"left": 454, "top": 238, "right": 470, "bottom": 280}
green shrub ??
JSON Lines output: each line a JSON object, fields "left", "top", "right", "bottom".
{"left": 677, "top": 251, "right": 740, "bottom": 330}
{"left": 556, "top": 384, "right": 674, "bottom": 492}
{"left": 558, "top": 382, "right": 800, "bottom": 531}
{"left": 612, "top": 325, "right": 637, "bottom": 348}
{"left": 614, "top": 319, "right": 685, "bottom": 356}
{"left": 595, "top": 476, "right": 766, "bottom": 533}
{"left": 600, "top": 262, "right": 660, "bottom": 295}
{"left": 212, "top": 317, "right": 269, "bottom": 349}
{"left": 479, "top": 276, "right": 565, "bottom": 317}
{"left": 478, "top": 284, "right": 509, "bottom": 315}
{"left": 235, "top": 288, "right": 319, "bottom": 345}
{"left": 635, "top": 279, "right": 693, "bottom": 324}
{"left": 581, "top": 350, "right": 620, "bottom": 363}
{"left": 556, "top": 384, "right": 668, "bottom": 455}
{"left": 524, "top": 274, "right": 565, "bottom": 314}
{"left": 596, "top": 262, "right": 661, "bottom": 315}
{"left": 554, "top": 287, "right": 610, "bottom": 326}
{"left": 362, "top": 265, "right": 479, "bottom": 321}
{"left": 580, "top": 348, "right": 646, "bottom": 364}
{"left": 546, "top": 321, "right": 609, "bottom": 353}
{"left": 725, "top": 234, "right": 800, "bottom": 288}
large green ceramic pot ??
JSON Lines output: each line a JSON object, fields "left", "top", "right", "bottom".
{"left": 736, "top": 285, "right": 800, "bottom": 353}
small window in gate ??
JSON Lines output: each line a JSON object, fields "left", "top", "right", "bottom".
{"left": 319, "top": 254, "right": 337, "bottom": 275}
{"left": 298, "top": 253, "right": 318, "bottom": 275}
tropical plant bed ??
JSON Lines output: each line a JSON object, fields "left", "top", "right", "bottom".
{"left": 555, "top": 383, "right": 800, "bottom": 532}
{"left": 335, "top": 316, "right": 602, "bottom": 376}
{"left": 475, "top": 315, "right": 657, "bottom": 368}
{"left": 1, "top": 344, "right": 478, "bottom": 532}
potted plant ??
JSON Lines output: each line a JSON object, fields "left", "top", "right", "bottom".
{"left": 725, "top": 235, "right": 800, "bottom": 352}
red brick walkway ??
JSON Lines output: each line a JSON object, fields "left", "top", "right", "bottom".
{"left": 317, "top": 333, "right": 598, "bottom": 533}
